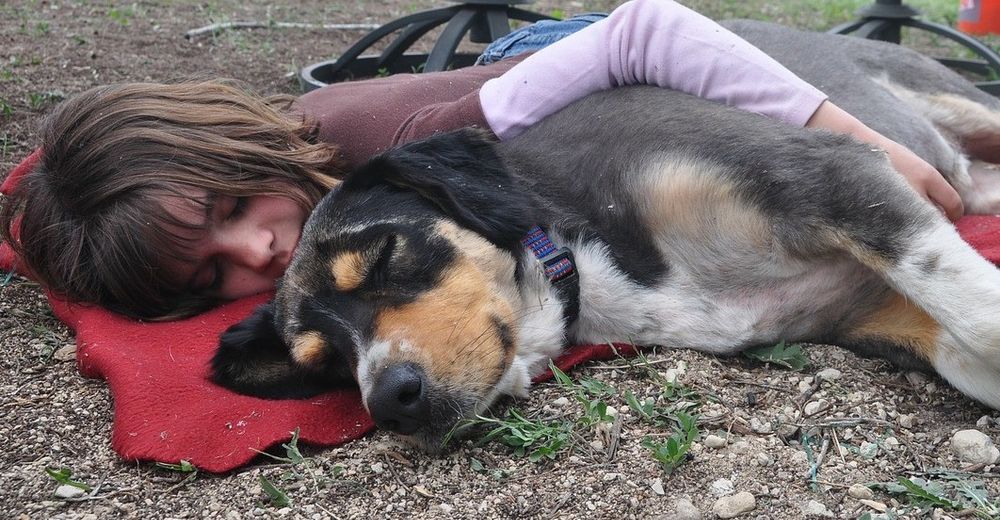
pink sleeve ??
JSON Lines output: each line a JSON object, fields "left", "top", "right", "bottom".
{"left": 479, "top": 0, "right": 828, "bottom": 140}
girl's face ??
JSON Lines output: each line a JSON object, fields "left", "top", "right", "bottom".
{"left": 162, "top": 188, "right": 309, "bottom": 301}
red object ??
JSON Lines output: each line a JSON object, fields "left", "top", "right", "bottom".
{"left": 3, "top": 150, "right": 1000, "bottom": 472}
{"left": 959, "top": 0, "right": 1000, "bottom": 35}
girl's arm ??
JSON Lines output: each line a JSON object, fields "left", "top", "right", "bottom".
{"left": 480, "top": 0, "right": 963, "bottom": 219}
{"left": 479, "top": 0, "right": 826, "bottom": 139}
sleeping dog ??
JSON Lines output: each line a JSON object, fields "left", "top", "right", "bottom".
{"left": 212, "top": 21, "right": 1000, "bottom": 450}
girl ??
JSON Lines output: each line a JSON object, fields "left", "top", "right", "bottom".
{"left": 0, "top": 0, "right": 960, "bottom": 320}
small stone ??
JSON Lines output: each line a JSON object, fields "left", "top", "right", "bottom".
{"left": 710, "top": 478, "right": 735, "bottom": 497}
{"left": 951, "top": 429, "right": 1000, "bottom": 464}
{"left": 53, "top": 344, "right": 77, "bottom": 362}
{"left": 54, "top": 485, "right": 86, "bottom": 499}
{"left": 898, "top": 414, "right": 917, "bottom": 429}
{"left": 730, "top": 441, "right": 750, "bottom": 452}
{"left": 650, "top": 478, "right": 665, "bottom": 495}
{"left": 754, "top": 453, "right": 773, "bottom": 466}
{"left": 371, "top": 462, "right": 384, "bottom": 474}
{"left": 804, "top": 399, "right": 829, "bottom": 417}
{"left": 552, "top": 397, "right": 570, "bottom": 408}
{"left": 816, "top": 368, "right": 841, "bottom": 380}
{"left": 438, "top": 503, "right": 454, "bottom": 514}
{"left": 704, "top": 434, "right": 727, "bottom": 449}
{"left": 905, "top": 371, "right": 928, "bottom": 387}
{"left": 749, "top": 417, "right": 772, "bottom": 434}
{"left": 859, "top": 499, "right": 888, "bottom": 512}
{"left": 976, "top": 415, "right": 993, "bottom": 428}
{"left": 801, "top": 499, "right": 834, "bottom": 518}
{"left": 848, "top": 484, "right": 874, "bottom": 500}
{"left": 672, "top": 497, "right": 701, "bottom": 520}
{"left": 712, "top": 491, "right": 756, "bottom": 519}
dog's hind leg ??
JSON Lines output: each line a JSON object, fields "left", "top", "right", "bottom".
{"left": 816, "top": 179, "right": 1000, "bottom": 406}
{"left": 871, "top": 218, "right": 1000, "bottom": 408}
{"left": 765, "top": 132, "right": 1000, "bottom": 408}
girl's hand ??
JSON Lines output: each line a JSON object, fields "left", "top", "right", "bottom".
{"left": 806, "top": 100, "right": 964, "bottom": 220}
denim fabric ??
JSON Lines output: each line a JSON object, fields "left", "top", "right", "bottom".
{"left": 476, "top": 13, "right": 609, "bottom": 65}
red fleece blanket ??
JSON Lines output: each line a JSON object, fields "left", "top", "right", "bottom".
{"left": 5, "top": 152, "right": 1000, "bottom": 473}
{"left": 0, "top": 151, "right": 635, "bottom": 473}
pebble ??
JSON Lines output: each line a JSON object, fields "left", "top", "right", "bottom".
{"left": 754, "top": 453, "right": 773, "bottom": 466}
{"left": 951, "top": 429, "right": 1000, "bottom": 464}
{"left": 710, "top": 478, "right": 735, "bottom": 497}
{"left": 801, "top": 499, "right": 834, "bottom": 517}
{"left": 816, "top": 368, "right": 842, "bottom": 380}
{"left": 650, "top": 478, "right": 665, "bottom": 496}
{"left": 898, "top": 414, "right": 917, "bottom": 429}
{"left": 804, "top": 399, "right": 829, "bottom": 417}
{"left": 54, "top": 484, "right": 86, "bottom": 499}
{"left": 749, "top": 417, "right": 772, "bottom": 434}
{"left": 438, "top": 503, "right": 454, "bottom": 514}
{"left": 53, "top": 344, "right": 77, "bottom": 362}
{"left": 791, "top": 450, "right": 809, "bottom": 464}
{"left": 552, "top": 397, "right": 570, "bottom": 408}
{"left": 712, "top": 491, "right": 756, "bottom": 518}
{"left": 704, "top": 435, "right": 727, "bottom": 449}
{"left": 848, "top": 484, "right": 874, "bottom": 500}
{"left": 859, "top": 499, "right": 888, "bottom": 512}
{"left": 672, "top": 497, "right": 701, "bottom": 520}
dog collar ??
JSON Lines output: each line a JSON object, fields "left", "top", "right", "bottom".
{"left": 520, "top": 225, "right": 581, "bottom": 326}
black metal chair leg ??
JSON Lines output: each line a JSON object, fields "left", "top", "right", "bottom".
{"left": 904, "top": 18, "right": 1000, "bottom": 72}
{"left": 300, "top": 2, "right": 556, "bottom": 91}
{"left": 827, "top": 0, "right": 1000, "bottom": 97}
{"left": 426, "top": 8, "right": 481, "bottom": 71}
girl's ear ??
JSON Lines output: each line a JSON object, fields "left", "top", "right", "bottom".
{"left": 211, "top": 302, "right": 340, "bottom": 399}
{"left": 343, "top": 129, "right": 535, "bottom": 251}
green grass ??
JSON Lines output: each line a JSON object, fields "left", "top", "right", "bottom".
{"left": 246, "top": 427, "right": 357, "bottom": 509}
{"left": 872, "top": 473, "right": 1000, "bottom": 519}
{"left": 458, "top": 357, "right": 704, "bottom": 474}
{"left": 45, "top": 467, "right": 92, "bottom": 492}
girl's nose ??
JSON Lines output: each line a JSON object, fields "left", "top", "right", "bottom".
{"left": 220, "top": 227, "right": 274, "bottom": 272}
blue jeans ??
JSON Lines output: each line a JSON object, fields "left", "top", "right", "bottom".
{"left": 476, "top": 13, "right": 609, "bottom": 65}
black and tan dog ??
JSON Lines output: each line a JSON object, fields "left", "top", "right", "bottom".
{"left": 212, "top": 21, "right": 1000, "bottom": 450}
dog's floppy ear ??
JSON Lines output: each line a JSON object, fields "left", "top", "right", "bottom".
{"left": 210, "top": 302, "right": 339, "bottom": 399}
{"left": 344, "top": 128, "right": 534, "bottom": 251}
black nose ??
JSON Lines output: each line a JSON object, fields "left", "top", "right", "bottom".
{"left": 367, "top": 363, "right": 430, "bottom": 435}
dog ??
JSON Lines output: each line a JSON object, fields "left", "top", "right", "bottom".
{"left": 212, "top": 21, "right": 1000, "bottom": 451}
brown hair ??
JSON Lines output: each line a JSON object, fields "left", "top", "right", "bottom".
{"left": 0, "top": 80, "right": 344, "bottom": 320}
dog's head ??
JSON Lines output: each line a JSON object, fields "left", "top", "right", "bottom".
{"left": 212, "top": 129, "right": 540, "bottom": 450}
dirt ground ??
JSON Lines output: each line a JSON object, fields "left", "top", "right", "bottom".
{"left": 2, "top": 1, "right": 1000, "bottom": 519}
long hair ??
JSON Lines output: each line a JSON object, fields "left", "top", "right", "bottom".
{"left": 0, "top": 80, "right": 344, "bottom": 320}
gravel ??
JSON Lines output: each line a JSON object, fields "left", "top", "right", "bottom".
{"left": 3, "top": 0, "right": 1000, "bottom": 518}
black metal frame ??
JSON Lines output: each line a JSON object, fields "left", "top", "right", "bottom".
{"left": 829, "top": 0, "right": 1000, "bottom": 96}
{"left": 300, "top": 1, "right": 554, "bottom": 92}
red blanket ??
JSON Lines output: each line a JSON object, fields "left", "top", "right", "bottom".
{"left": 5, "top": 152, "right": 1000, "bottom": 472}
{"left": 0, "top": 152, "right": 634, "bottom": 473}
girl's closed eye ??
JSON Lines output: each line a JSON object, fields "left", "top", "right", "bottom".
{"left": 223, "top": 196, "right": 248, "bottom": 221}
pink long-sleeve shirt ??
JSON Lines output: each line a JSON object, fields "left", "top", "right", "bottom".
{"left": 297, "top": 0, "right": 828, "bottom": 170}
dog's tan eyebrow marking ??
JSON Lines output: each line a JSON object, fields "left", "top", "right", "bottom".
{"left": 330, "top": 251, "right": 369, "bottom": 292}
{"left": 291, "top": 331, "right": 327, "bottom": 366}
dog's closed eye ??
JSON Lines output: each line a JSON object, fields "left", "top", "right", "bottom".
{"left": 329, "top": 234, "right": 397, "bottom": 293}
